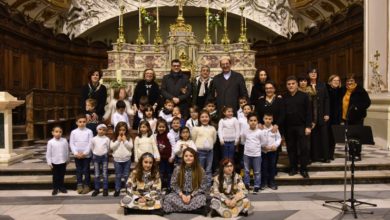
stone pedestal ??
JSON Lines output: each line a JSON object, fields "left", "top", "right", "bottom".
{"left": 366, "top": 93, "right": 390, "bottom": 150}
{"left": 0, "top": 92, "right": 33, "bottom": 166}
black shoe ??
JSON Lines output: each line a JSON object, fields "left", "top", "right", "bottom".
{"left": 269, "top": 184, "right": 278, "bottom": 190}
{"left": 356, "top": 155, "right": 362, "bottom": 161}
{"left": 322, "top": 159, "right": 331, "bottom": 163}
{"left": 52, "top": 189, "right": 58, "bottom": 196}
{"left": 103, "top": 189, "right": 108, "bottom": 196}
{"left": 114, "top": 190, "right": 120, "bottom": 197}
{"left": 245, "top": 184, "right": 250, "bottom": 191}
{"left": 253, "top": 187, "right": 259, "bottom": 194}
{"left": 260, "top": 185, "right": 266, "bottom": 190}
{"left": 289, "top": 169, "right": 298, "bottom": 176}
{"left": 210, "top": 209, "right": 219, "bottom": 217}
{"left": 300, "top": 171, "right": 310, "bottom": 179}
{"left": 91, "top": 190, "right": 99, "bottom": 197}
{"left": 59, "top": 188, "right": 67, "bottom": 193}
{"left": 241, "top": 211, "right": 249, "bottom": 217}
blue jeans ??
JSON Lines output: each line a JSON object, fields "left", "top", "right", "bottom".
{"left": 93, "top": 154, "right": 108, "bottom": 190}
{"left": 223, "top": 141, "right": 235, "bottom": 161}
{"left": 74, "top": 157, "right": 91, "bottom": 186}
{"left": 261, "top": 151, "right": 277, "bottom": 186}
{"left": 159, "top": 159, "right": 174, "bottom": 189}
{"left": 243, "top": 155, "right": 261, "bottom": 188}
{"left": 198, "top": 149, "right": 213, "bottom": 186}
{"left": 114, "top": 160, "right": 131, "bottom": 191}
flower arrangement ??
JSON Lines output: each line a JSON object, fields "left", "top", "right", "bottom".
{"left": 110, "top": 81, "right": 127, "bottom": 89}
{"left": 209, "top": 12, "right": 223, "bottom": 28}
{"left": 140, "top": 7, "right": 156, "bottom": 26}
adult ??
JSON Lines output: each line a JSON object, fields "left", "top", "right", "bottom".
{"left": 191, "top": 65, "right": 213, "bottom": 109}
{"left": 81, "top": 69, "right": 107, "bottom": 120}
{"left": 250, "top": 69, "right": 270, "bottom": 105}
{"left": 132, "top": 68, "right": 161, "bottom": 109}
{"left": 161, "top": 59, "right": 191, "bottom": 118}
{"left": 209, "top": 57, "right": 248, "bottom": 114}
{"left": 341, "top": 74, "right": 371, "bottom": 161}
{"left": 326, "top": 75, "right": 342, "bottom": 160}
{"left": 284, "top": 76, "right": 312, "bottom": 179}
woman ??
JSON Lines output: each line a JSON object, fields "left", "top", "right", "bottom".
{"left": 163, "top": 147, "right": 208, "bottom": 216}
{"left": 341, "top": 74, "right": 371, "bottom": 161}
{"left": 327, "top": 75, "right": 342, "bottom": 160}
{"left": 307, "top": 68, "right": 330, "bottom": 163}
{"left": 250, "top": 69, "right": 270, "bottom": 105}
{"left": 132, "top": 69, "right": 161, "bottom": 109}
{"left": 210, "top": 159, "right": 251, "bottom": 218}
{"left": 81, "top": 69, "right": 107, "bottom": 120}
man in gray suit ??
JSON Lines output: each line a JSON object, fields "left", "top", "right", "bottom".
{"left": 209, "top": 57, "right": 248, "bottom": 114}
{"left": 161, "top": 59, "right": 191, "bottom": 118}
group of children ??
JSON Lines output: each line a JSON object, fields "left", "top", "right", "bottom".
{"left": 45, "top": 94, "right": 281, "bottom": 216}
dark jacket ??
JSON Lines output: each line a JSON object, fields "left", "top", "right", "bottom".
{"left": 256, "top": 96, "right": 285, "bottom": 134}
{"left": 284, "top": 90, "right": 312, "bottom": 128}
{"left": 326, "top": 84, "right": 342, "bottom": 125}
{"left": 341, "top": 85, "right": 371, "bottom": 123}
{"left": 250, "top": 83, "right": 265, "bottom": 106}
{"left": 156, "top": 132, "right": 172, "bottom": 160}
{"left": 209, "top": 70, "right": 248, "bottom": 113}
{"left": 81, "top": 83, "right": 107, "bottom": 119}
{"left": 312, "top": 82, "right": 330, "bottom": 126}
{"left": 132, "top": 80, "right": 161, "bottom": 107}
{"left": 191, "top": 76, "right": 213, "bottom": 109}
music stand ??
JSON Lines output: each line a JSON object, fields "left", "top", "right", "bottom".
{"left": 323, "top": 125, "right": 377, "bottom": 219}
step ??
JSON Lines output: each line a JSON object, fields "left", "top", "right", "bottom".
{"left": 12, "top": 125, "right": 26, "bottom": 133}
{"left": 13, "top": 139, "right": 35, "bottom": 147}
{"left": 13, "top": 132, "right": 27, "bottom": 140}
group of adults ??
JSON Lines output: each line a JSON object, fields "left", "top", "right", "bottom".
{"left": 81, "top": 57, "right": 371, "bottom": 178}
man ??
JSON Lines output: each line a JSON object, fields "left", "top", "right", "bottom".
{"left": 161, "top": 59, "right": 191, "bottom": 118}
{"left": 284, "top": 76, "right": 312, "bottom": 179}
{"left": 192, "top": 65, "right": 213, "bottom": 109}
{"left": 209, "top": 57, "right": 248, "bottom": 114}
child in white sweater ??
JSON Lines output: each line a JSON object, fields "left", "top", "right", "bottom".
{"left": 173, "top": 127, "right": 197, "bottom": 165}
{"left": 168, "top": 117, "right": 182, "bottom": 163}
{"left": 46, "top": 126, "right": 69, "bottom": 196}
{"left": 185, "top": 105, "right": 199, "bottom": 131}
{"left": 134, "top": 121, "right": 160, "bottom": 163}
{"left": 218, "top": 106, "right": 240, "bottom": 161}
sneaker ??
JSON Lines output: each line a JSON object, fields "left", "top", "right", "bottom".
{"left": 76, "top": 185, "right": 83, "bottom": 194}
{"left": 59, "top": 188, "right": 67, "bottom": 193}
{"left": 82, "top": 186, "right": 91, "bottom": 194}
{"left": 260, "top": 185, "right": 266, "bottom": 190}
{"left": 253, "top": 187, "right": 259, "bottom": 194}
{"left": 103, "top": 189, "right": 108, "bottom": 197}
{"left": 114, "top": 190, "right": 120, "bottom": 197}
{"left": 52, "top": 189, "right": 58, "bottom": 196}
{"left": 91, "top": 190, "right": 99, "bottom": 197}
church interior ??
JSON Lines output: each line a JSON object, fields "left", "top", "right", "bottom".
{"left": 0, "top": 0, "right": 390, "bottom": 219}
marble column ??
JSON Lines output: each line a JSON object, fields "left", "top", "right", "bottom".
{"left": 364, "top": 0, "right": 390, "bottom": 149}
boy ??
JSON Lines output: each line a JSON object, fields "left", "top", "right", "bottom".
{"left": 159, "top": 99, "right": 175, "bottom": 126}
{"left": 205, "top": 99, "right": 221, "bottom": 173}
{"left": 237, "top": 96, "right": 249, "bottom": 120}
{"left": 112, "top": 100, "right": 130, "bottom": 129}
{"left": 89, "top": 124, "right": 110, "bottom": 196}
{"left": 260, "top": 113, "right": 281, "bottom": 190}
{"left": 205, "top": 100, "right": 219, "bottom": 129}
{"left": 46, "top": 126, "right": 69, "bottom": 196}
{"left": 237, "top": 104, "right": 252, "bottom": 173}
{"left": 168, "top": 117, "right": 182, "bottom": 164}
{"left": 241, "top": 113, "right": 265, "bottom": 194}
{"left": 132, "top": 95, "right": 149, "bottom": 129}
{"left": 186, "top": 105, "right": 199, "bottom": 131}
{"left": 70, "top": 114, "right": 94, "bottom": 194}
{"left": 85, "top": 98, "right": 99, "bottom": 136}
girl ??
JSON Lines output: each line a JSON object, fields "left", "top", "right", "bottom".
{"left": 163, "top": 148, "right": 208, "bottom": 215}
{"left": 121, "top": 153, "right": 163, "bottom": 215}
{"left": 185, "top": 105, "right": 199, "bottom": 131}
{"left": 218, "top": 106, "right": 240, "bottom": 161}
{"left": 192, "top": 110, "right": 217, "bottom": 186}
{"left": 134, "top": 121, "right": 160, "bottom": 163}
{"left": 110, "top": 122, "right": 133, "bottom": 197}
{"left": 103, "top": 87, "right": 135, "bottom": 125}
{"left": 141, "top": 104, "right": 157, "bottom": 132}
{"left": 155, "top": 119, "right": 174, "bottom": 189}
{"left": 173, "top": 127, "right": 197, "bottom": 165}
{"left": 210, "top": 159, "right": 251, "bottom": 218}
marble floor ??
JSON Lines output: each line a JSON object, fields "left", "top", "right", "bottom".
{"left": 1, "top": 184, "right": 390, "bottom": 220}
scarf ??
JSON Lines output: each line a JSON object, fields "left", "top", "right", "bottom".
{"left": 342, "top": 83, "right": 357, "bottom": 120}
{"left": 198, "top": 77, "right": 210, "bottom": 97}
{"left": 88, "top": 83, "right": 101, "bottom": 98}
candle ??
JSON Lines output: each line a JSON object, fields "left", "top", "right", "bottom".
{"left": 207, "top": 0, "right": 209, "bottom": 7}
{"left": 118, "top": 0, "right": 121, "bottom": 26}
{"left": 139, "top": 0, "right": 141, "bottom": 28}
{"left": 244, "top": 16, "right": 246, "bottom": 29}
{"left": 116, "top": 69, "right": 122, "bottom": 83}
{"left": 224, "top": 7, "right": 227, "bottom": 28}
{"left": 157, "top": 0, "right": 159, "bottom": 28}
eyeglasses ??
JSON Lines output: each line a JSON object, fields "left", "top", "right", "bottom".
{"left": 172, "top": 65, "right": 180, "bottom": 67}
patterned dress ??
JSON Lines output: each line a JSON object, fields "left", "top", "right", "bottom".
{"left": 210, "top": 174, "right": 251, "bottom": 218}
{"left": 163, "top": 166, "right": 207, "bottom": 213}
{"left": 120, "top": 170, "right": 162, "bottom": 210}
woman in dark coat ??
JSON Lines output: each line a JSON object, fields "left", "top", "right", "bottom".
{"left": 326, "top": 74, "right": 343, "bottom": 160}
{"left": 132, "top": 68, "right": 161, "bottom": 108}
{"left": 307, "top": 68, "right": 330, "bottom": 163}
{"left": 250, "top": 69, "right": 270, "bottom": 106}
{"left": 341, "top": 74, "right": 371, "bottom": 161}
{"left": 81, "top": 69, "right": 107, "bottom": 120}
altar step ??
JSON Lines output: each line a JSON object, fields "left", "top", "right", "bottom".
{"left": 12, "top": 125, "right": 35, "bottom": 147}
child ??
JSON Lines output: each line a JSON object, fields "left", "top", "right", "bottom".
{"left": 46, "top": 126, "right": 69, "bottom": 196}
{"left": 85, "top": 98, "right": 99, "bottom": 136}
{"left": 159, "top": 99, "right": 174, "bottom": 126}
{"left": 89, "top": 124, "right": 110, "bottom": 197}
{"left": 172, "top": 106, "right": 186, "bottom": 128}
{"left": 134, "top": 121, "right": 160, "bottom": 163}
{"left": 112, "top": 100, "right": 130, "bottom": 129}
{"left": 237, "top": 104, "right": 252, "bottom": 172}
{"left": 205, "top": 100, "right": 219, "bottom": 129}
{"left": 168, "top": 117, "right": 182, "bottom": 163}
{"left": 163, "top": 148, "right": 208, "bottom": 215}
{"left": 240, "top": 113, "right": 265, "bottom": 194}
{"left": 210, "top": 159, "right": 251, "bottom": 217}
{"left": 155, "top": 119, "right": 174, "bottom": 189}
{"left": 70, "top": 115, "right": 94, "bottom": 194}
{"left": 260, "top": 113, "right": 281, "bottom": 190}
{"left": 110, "top": 122, "right": 133, "bottom": 197}
{"left": 133, "top": 95, "right": 149, "bottom": 130}
{"left": 237, "top": 96, "right": 249, "bottom": 120}
{"left": 103, "top": 87, "right": 134, "bottom": 123}
{"left": 185, "top": 105, "right": 199, "bottom": 131}
{"left": 141, "top": 104, "right": 157, "bottom": 132}
{"left": 192, "top": 110, "right": 217, "bottom": 186}
{"left": 121, "top": 152, "right": 163, "bottom": 215}
{"left": 218, "top": 106, "right": 240, "bottom": 161}
{"left": 173, "top": 127, "right": 197, "bottom": 165}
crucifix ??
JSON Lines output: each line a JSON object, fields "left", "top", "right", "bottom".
{"left": 177, "top": 0, "right": 186, "bottom": 18}
{"left": 374, "top": 50, "right": 380, "bottom": 61}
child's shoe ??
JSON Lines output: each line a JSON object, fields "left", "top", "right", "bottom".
{"left": 91, "top": 190, "right": 99, "bottom": 197}
{"left": 103, "top": 189, "right": 108, "bottom": 196}
{"left": 76, "top": 185, "right": 83, "bottom": 194}
{"left": 253, "top": 187, "right": 259, "bottom": 194}
{"left": 82, "top": 186, "right": 91, "bottom": 194}
{"left": 52, "top": 189, "right": 58, "bottom": 196}
{"left": 114, "top": 190, "right": 120, "bottom": 197}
